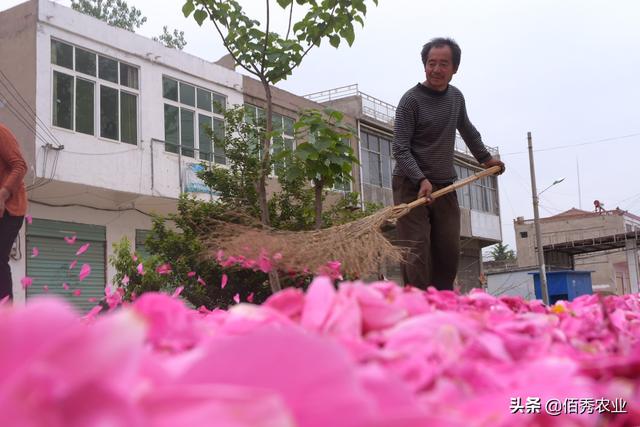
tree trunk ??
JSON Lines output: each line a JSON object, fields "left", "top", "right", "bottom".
{"left": 314, "top": 179, "right": 324, "bottom": 230}
{"left": 257, "top": 79, "right": 272, "bottom": 226}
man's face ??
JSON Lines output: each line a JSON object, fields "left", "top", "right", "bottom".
{"left": 424, "top": 45, "right": 456, "bottom": 91}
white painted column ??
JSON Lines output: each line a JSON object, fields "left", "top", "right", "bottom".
{"left": 625, "top": 239, "right": 640, "bottom": 294}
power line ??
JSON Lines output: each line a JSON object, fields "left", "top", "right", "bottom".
{"left": 500, "top": 132, "right": 640, "bottom": 156}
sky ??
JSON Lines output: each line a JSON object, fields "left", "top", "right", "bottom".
{"left": 3, "top": 0, "right": 640, "bottom": 253}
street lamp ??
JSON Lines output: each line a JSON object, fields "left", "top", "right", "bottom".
{"left": 539, "top": 178, "right": 565, "bottom": 196}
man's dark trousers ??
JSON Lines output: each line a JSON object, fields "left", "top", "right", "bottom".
{"left": 392, "top": 175, "right": 460, "bottom": 291}
{"left": 0, "top": 212, "right": 24, "bottom": 300}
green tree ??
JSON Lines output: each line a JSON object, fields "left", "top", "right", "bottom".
{"left": 490, "top": 242, "right": 516, "bottom": 261}
{"left": 72, "top": 0, "right": 187, "bottom": 49}
{"left": 286, "top": 108, "right": 357, "bottom": 229}
{"left": 153, "top": 26, "right": 188, "bottom": 50}
{"left": 71, "top": 0, "right": 147, "bottom": 31}
{"left": 182, "top": 0, "right": 379, "bottom": 226}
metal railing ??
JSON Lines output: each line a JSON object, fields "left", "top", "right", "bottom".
{"left": 305, "top": 84, "right": 499, "bottom": 156}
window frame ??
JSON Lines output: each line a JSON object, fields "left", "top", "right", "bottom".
{"left": 50, "top": 38, "right": 140, "bottom": 145}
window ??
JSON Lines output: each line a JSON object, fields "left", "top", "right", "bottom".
{"left": 454, "top": 164, "right": 499, "bottom": 215}
{"left": 243, "top": 104, "right": 294, "bottom": 171}
{"left": 361, "top": 129, "right": 394, "bottom": 189}
{"left": 50, "top": 39, "right": 139, "bottom": 144}
{"left": 162, "top": 76, "right": 227, "bottom": 163}
{"left": 520, "top": 231, "right": 528, "bottom": 238}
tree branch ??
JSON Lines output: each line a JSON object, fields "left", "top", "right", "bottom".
{"left": 285, "top": 1, "right": 294, "bottom": 40}
{"left": 205, "top": 1, "right": 260, "bottom": 78}
{"left": 260, "top": 0, "right": 270, "bottom": 74}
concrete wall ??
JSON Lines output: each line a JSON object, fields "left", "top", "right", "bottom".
{"left": 487, "top": 269, "right": 537, "bottom": 300}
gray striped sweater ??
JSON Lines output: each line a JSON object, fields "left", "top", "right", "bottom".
{"left": 392, "top": 83, "right": 492, "bottom": 185}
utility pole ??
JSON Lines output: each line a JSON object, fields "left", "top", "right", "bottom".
{"left": 528, "top": 132, "right": 550, "bottom": 304}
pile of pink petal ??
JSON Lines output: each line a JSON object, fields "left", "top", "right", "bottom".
{"left": 1, "top": 277, "right": 639, "bottom": 427}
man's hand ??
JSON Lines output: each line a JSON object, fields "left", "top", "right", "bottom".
{"left": 418, "top": 178, "right": 433, "bottom": 204}
{"left": 483, "top": 157, "right": 506, "bottom": 175}
{"left": 0, "top": 188, "right": 9, "bottom": 217}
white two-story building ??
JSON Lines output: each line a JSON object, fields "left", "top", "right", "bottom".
{"left": 0, "top": 0, "right": 243, "bottom": 310}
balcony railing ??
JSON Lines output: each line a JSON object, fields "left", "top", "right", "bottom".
{"left": 305, "top": 84, "right": 499, "bottom": 157}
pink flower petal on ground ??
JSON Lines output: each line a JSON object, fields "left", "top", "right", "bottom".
{"left": 62, "top": 282, "right": 70, "bottom": 290}
{"left": 233, "top": 293, "right": 240, "bottom": 304}
{"left": 172, "top": 286, "right": 184, "bottom": 298}
{"left": 87, "top": 297, "right": 97, "bottom": 303}
{"left": 156, "top": 263, "right": 172, "bottom": 275}
{"left": 69, "top": 259, "right": 78, "bottom": 270}
{"left": 221, "top": 274, "right": 228, "bottom": 289}
{"left": 25, "top": 214, "right": 32, "bottom": 224}
{"left": 78, "top": 263, "right": 91, "bottom": 282}
{"left": 72, "top": 289, "right": 82, "bottom": 297}
{"left": 20, "top": 276, "right": 33, "bottom": 289}
{"left": 31, "top": 247, "right": 39, "bottom": 258}
{"left": 136, "top": 263, "right": 144, "bottom": 275}
{"left": 247, "top": 292, "right": 255, "bottom": 303}
{"left": 187, "top": 271, "right": 197, "bottom": 278}
{"left": 64, "top": 235, "right": 77, "bottom": 244}
{"left": 81, "top": 304, "right": 103, "bottom": 321}
{"left": 76, "top": 243, "right": 90, "bottom": 256}
{"left": 197, "top": 276, "right": 206, "bottom": 286}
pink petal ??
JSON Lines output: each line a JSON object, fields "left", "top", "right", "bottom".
{"left": 155, "top": 263, "right": 172, "bottom": 275}
{"left": 87, "top": 297, "right": 97, "bottom": 303}
{"left": 82, "top": 305, "right": 103, "bottom": 321}
{"left": 20, "top": 276, "right": 33, "bottom": 289}
{"left": 25, "top": 214, "right": 32, "bottom": 224}
{"left": 122, "top": 275, "right": 130, "bottom": 286}
{"left": 31, "top": 247, "right": 39, "bottom": 258}
{"left": 136, "top": 263, "right": 144, "bottom": 275}
{"left": 64, "top": 235, "right": 77, "bottom": 244}
{"left": 197, "top": 276, "right": 206, "bottom": 286}
{"left": 43, "top": 285, "right": 49, "bottom": 292}
{"left": 221, "top": 273, "right": 228, "bottom": 289}
{"left": 72, "top": 289, "right": 82, "bottom": 297}
{"left": 69, "top": 259, "right": 78, "bottom": 270}
{"left": 247, "top": 292, "right": 254, "bottom": 303}
{"left": 187, "top": 271, "right": 197, "bottom": 277}
{"left": 62, "top": 282, "right": 70, "bottom": 290}
{"left": 172, "top": 286, "right": 184, "bottom": 298}
{"left": 233, "top": 293, "right": 240, "bottom": 304}
{"left": 78, "top": 263, "right": 91, "bottom": 282}
{"left": 132, "top": 254, "right": 138, "bottom": 262}
{"left": 76, "top": 243, "right": 90, "bottom": 256}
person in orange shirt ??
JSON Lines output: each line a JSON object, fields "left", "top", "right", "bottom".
{"left": 0, "top": 123, "right": 27, "bottom": 301}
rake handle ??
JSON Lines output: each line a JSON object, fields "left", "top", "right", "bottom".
{"left": 405, "top": 165, "right": 503, "bottom": 210}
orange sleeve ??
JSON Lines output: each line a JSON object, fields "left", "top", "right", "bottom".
{"left": 0, "top": 124, "right": 27, "bottom": 196}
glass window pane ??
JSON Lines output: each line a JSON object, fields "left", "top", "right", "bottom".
{"left": 163, "top": 77, "right": 178, "bottom": 101}
{"left": 75, "top": 48, "right": 96, "bottom": 76}
{"left": 51, "top": 40, "right": 73, "bottom": 69}
{"left": 75, "top": 78, "right": 94, "bottom": 135}
{"left": 212, "top": 93, "right": 226, "bottom": 114}
{"left": 100, "top": 85, "right": 118, "bottom": 140}
{"left": 120, "top": 91, "right": 137, "bottom": 144}
{"left": 98, "top": 56, "right": 118, "bottom": 83}
{"left": 369, "top": 135, "right": 380, "bottom": 153}
{"left": 272, "top": 113, "right": 283, "bottom": 132}
{"left": 283, "top": 117, "right": 294, "bottom": 136}
{"left": 213, "top": 118, "right": 225, "bottom": 164}
{"left": 368, "top": 151, "right": 381, "bottom": 186}
{"left": 180, "top": 109, "right": 195, "bottom": 157}
{"left": 360, "top": 131, "right": 369, "bottom": 149}
{"left": 198, "top": 114, "right": 212, "bottom": 161}
{"left": 180, "top": 83, "right": 195, "bottom": 106}
{"left": 244, "top": 105, "right": 256, "bottom": 125}
{"left": 164, "top": 104, "right": 179, "bottom": 154}
{"left": 52, "top": 71, "right": 73, "bottom": 130}
{"left": 256, "top": 107, "right": 266, "bottom": 127}
{"left": 197, "top": 88, "right": 212, "bottom": 111}
{"left": 120, "top": 63, "right": 138, "bottom": 89}
{"left": 381, "top": 151, "right": 391, "bottom": 188}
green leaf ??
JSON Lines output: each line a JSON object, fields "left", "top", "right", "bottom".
{"left": 182, "top": 1, "right": 195, "bottom": 17}
{"left": 343, "top": 23, "right": 355, "bottom": 46}
{"left": 276, "top": 0, "right": 292, "bottom": 8}
{"left": 328, "top": 34, "right": 340, "bottom": 48}
{"left": 193, "top": 9, "right": 208, "bottom": 26}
